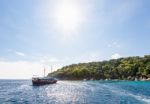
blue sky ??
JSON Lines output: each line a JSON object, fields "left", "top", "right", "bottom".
{"left": 0, "top": 0, "right": 150, "bottom": 79}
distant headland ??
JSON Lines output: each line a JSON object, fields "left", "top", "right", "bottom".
{"left": 48, "top": 55, "right": 150, "bottom": 81}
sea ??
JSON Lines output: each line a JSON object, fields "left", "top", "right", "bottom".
{"left": 0, "top": 80, "right": 150, "bottom": 104}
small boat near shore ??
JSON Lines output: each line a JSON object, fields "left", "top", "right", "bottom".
{"left": 32, "top": 66, "right": 57, "bottom": 86}
{"left": 32, "top": 77, "right": 57, "bottom": 86}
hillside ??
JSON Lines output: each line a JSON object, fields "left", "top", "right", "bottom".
{"left": 48, "top": 55, "right": 150, "bottom": 80}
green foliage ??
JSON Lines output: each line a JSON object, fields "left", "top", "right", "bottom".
{"left": 48, "top": 55, "right": 150, "bottom": 80}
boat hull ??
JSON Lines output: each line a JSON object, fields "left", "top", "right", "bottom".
{"left": 32, "top": 77, "right": 57, "bottom": 86}
{"left": 32, "top": 80, "right": 57, "bottom": 86}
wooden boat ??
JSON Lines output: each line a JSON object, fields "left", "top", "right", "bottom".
{"left": 32, "top": 66, "right": 57, "bottom": 86}
{"left": 32, "top": 77, "right": 57, "bottom": 86}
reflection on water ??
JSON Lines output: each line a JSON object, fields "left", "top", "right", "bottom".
{"left": 0, "top": 80, "right": 150, "bottom": 104}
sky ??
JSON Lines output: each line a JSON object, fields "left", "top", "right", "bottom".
{"left": 0, "top": 0, "right": 150, "bottom": 79}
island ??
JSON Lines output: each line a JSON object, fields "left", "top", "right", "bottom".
{"left": 48, "top": 55, "right": 150, "bottom": 81}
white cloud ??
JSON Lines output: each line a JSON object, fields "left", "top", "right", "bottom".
{"left": 111, "top": 53, "right": 121, "bottom": 59}
{"left": 0, "top": 60, "right": 62, "bottom": 79}
{"left": 108, "top": 42, "right": 121, "bottom": 48}
{"left": 15, "top": 51, "right": 26, "bottom": 56}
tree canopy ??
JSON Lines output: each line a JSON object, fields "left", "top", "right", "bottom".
{"left": 48, "top": 55, "right": 150, "bottom": 80}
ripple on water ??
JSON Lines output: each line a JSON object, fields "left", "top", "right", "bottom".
{"left": 0, "top": 80, "right": 150, "bottom": 104}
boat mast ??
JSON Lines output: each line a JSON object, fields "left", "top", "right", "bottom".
{"left": 44, "top": 67, "right": 46, "bottom": 77}
{"left": 51, "top": 65, "right": 53, "bottom": 73}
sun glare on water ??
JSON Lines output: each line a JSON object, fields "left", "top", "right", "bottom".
{"left": 53, "top": 1, "right": 84, "bottom": 33}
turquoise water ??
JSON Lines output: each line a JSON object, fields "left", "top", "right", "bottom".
{"left": 0, "top": 80, "right": 150, "bottom": 104}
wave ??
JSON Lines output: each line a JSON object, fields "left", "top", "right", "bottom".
{"left": 128, "top": 93, "right": 150, "bottom": 104}
{"left": 101, "top": 84, "right": 150, "bottom": 104}
{"left": 18, "top": 84, "right": 31, "bottom": 91}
